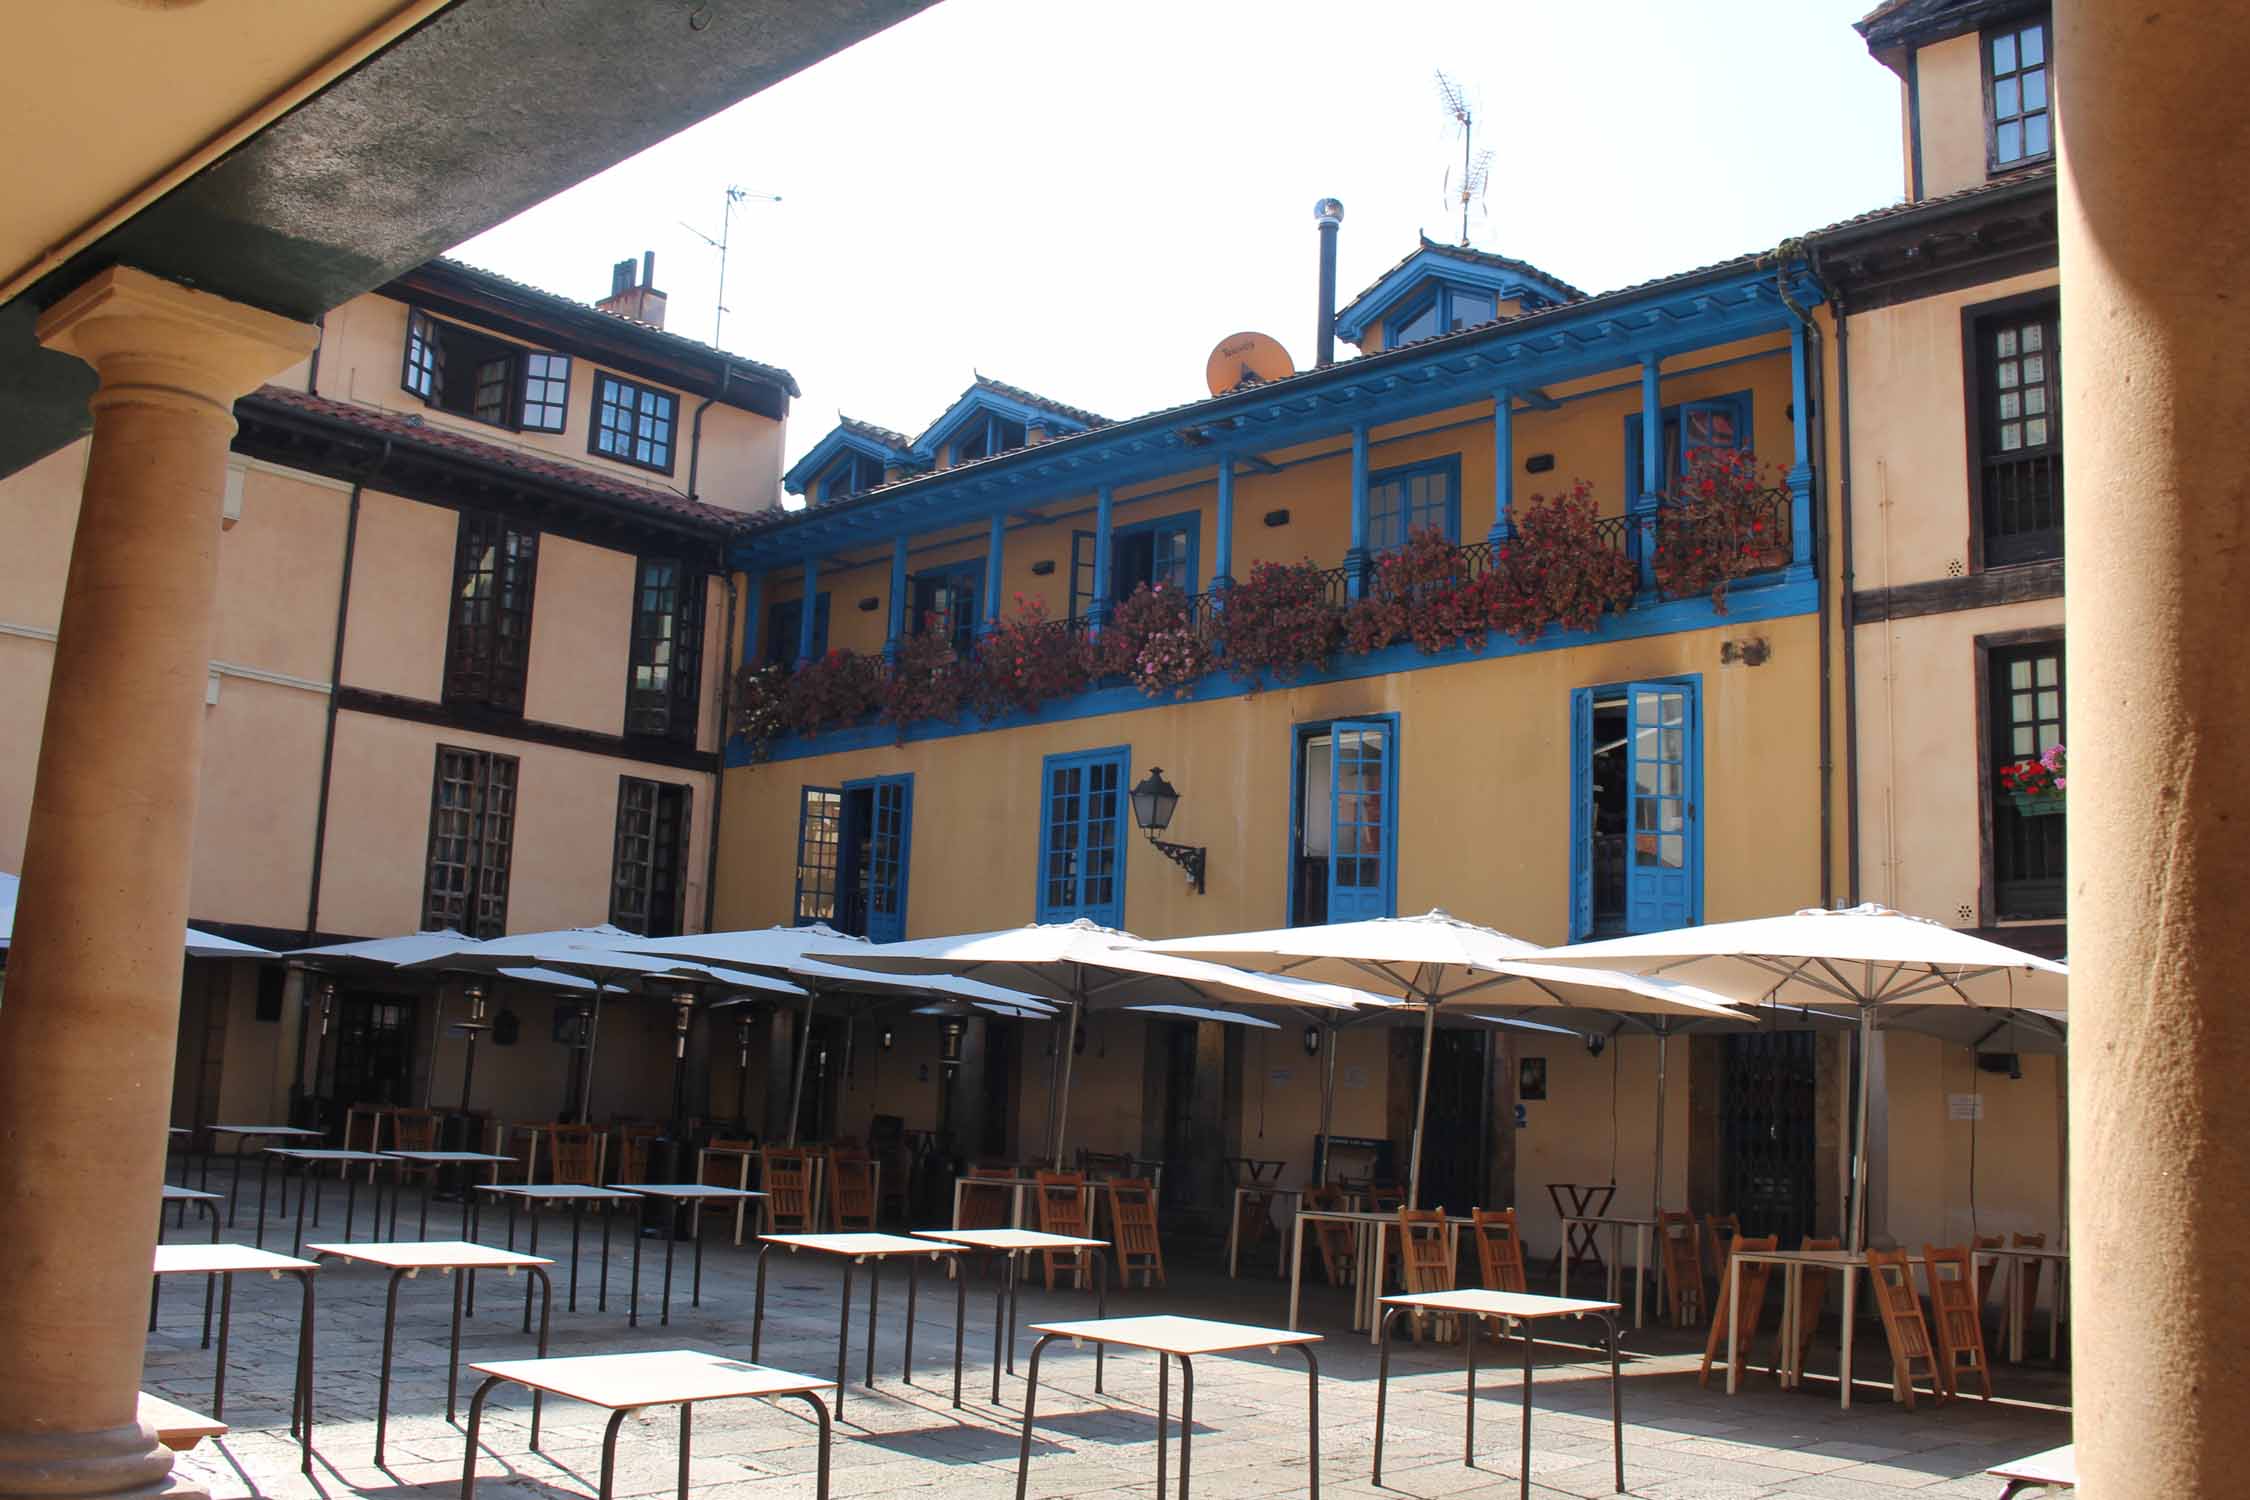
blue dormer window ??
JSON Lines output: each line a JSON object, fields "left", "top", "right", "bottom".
{"left": 950, "top": 413, "right": 1028, "bottom": 466}
{"left": 818, "top": 453, "right": 886, "bottom": 503}
{"left": 1386, "top": 285, "right": 1502, "bottom": 348}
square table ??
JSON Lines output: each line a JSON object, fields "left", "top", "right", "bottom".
{"left": 951, "top": 1172, "right": 1092, "bottom": 1231}
{"left": 379, "top": 1150, "right": 514, "bottom": 1240}
{"left": 478, "top": 1183, "right": 639, "bottom": 1316}
{"left": 1973, "top": 1242, "right": 2071, "bottom": 1364}
{"left": 1286, "top": 1207, "right": 1473, "bottom": 1340}
{"left": 1990, "top": 1442, "right": 2076, "bottom": 1498}
{"left": 694, "top": 1144, "right": 766, "bottom": 1243}
{"left": 752, "top": 1232, "right": 960, "bottom": 1417}
{"left": 257, "top": 1148, "right": 396, "bottom": 1253}
{"left": 305, "top": 1239, "right": 552, "bottom": 1468}
{"left": 1227, "top": 1183, "right": 1304, "bottom": 1278}
{"left": 1373, "top": 1289, "right": 1624, "bottom": 1500}
{"left": 911, "top": 1228, "right": 1111, "bottom": 1408}
{"left": 153, "top": 1185, "right": 223, "bottom": 1345}
{"left": 1014, "top": 1315, "right": 1322, "bottom": 1500}
{"left": 610, "top": 1184, "right": 765, "bottom": 1327}
{"left": 151, "top": 1243, "right": 319, "bottom": 1472}
{"left": 462, "top": 1350, "right": 835, "bottom": 1500}
{"left": 200, "top": 1125, "right": 320, "bottom": 1224}
{"left": 1557, "top": 1214, "right": 1657, "bottom": 1328}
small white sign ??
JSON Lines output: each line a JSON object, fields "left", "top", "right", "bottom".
{"left": 1948, "top": 1092, "right": 1984, "bottom": 1121}
{"left": 1342, "top": 1065, "right": 1369, "bottom": 1090}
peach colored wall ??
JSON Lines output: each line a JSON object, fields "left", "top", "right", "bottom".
{"left": 340, "top": 488, "right": 455, "bottom": 702}
{"left": 522, "top": 535, "right": 634, "bottom": 736}
{"left": 1915, "top": 33, "right": 1992, "bottom": 200}
{"left": 187, "top": 676, "right": 329, "bottom": 930}
{"left": 1515, "top": 1030, "right": 1692, "bottom": 1260}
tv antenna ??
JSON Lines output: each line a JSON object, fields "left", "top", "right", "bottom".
{"left": 1435, "top": 69, "right": 1494, "bottom": 246}
{"left": 681, "top": 185, "right": 781, "bottom": 348}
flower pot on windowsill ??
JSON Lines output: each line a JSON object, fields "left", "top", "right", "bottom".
{"left": 2006, "top": 790, "right": 2066, "bottom": 817}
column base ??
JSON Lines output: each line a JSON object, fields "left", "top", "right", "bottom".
{"left": 0, "top": 1420, "right": 200, "bottom": 1500}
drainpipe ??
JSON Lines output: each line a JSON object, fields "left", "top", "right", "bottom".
{"left": 303, "top": 450, "right": 379, "bottom": 941}
{"left": 1808, "top": 252, "right": 1862, "bottom": 906}
{"left": 1314, "top": 198, "right": 1344, "bottom": 367}
{"left": 702, "top": 564, "right": 737, "bottom": 933}
{"left": 687, "top": 365, "right": 734, "bottom": 501}
{"left": 1773, "top": 249, "right": 1836, "bottom": 909}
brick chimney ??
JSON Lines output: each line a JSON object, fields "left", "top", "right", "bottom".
{"left": 596, "top": 250, "right": 667, "bottom": 329}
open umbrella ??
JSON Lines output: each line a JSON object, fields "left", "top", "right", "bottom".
{"left": 3, "top": 870, "right": 273, "bottom": 959}
{"left": 810, "top": 920, "right": 1395, "bottom": 1167}
{"left": 1135, "top": 911, "right": 1747, "bottom": 1206}
{"left": 1534, "top": 903, "right": 2068, "bottom": 1248}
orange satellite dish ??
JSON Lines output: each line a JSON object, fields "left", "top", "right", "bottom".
{"left": 1206, "top": 331, "right": 1296, "bottom": 397}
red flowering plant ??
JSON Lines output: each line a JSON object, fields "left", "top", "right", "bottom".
{"left": 969, "top": 595, "right": 1093, "bottom": 719}
{"left": 1339, "top": 529, "right": 1497, "bottom": 655}
{"left": 1997, "top": 742, "right": 2067, "bottom": 815}
{"left": 730, "top": 662, "right": 792, "bottom": 763}
{"left": 1214, "top": 559, "right": 1343, "bottom": 687}
{"left": 783, "top": 647, "right": 883, "bottom": 736}
{"left": 1488, "top": 482, "right": 1639, "bottom": 642}
{"left": 880, "top": 614, "right": 969, "bottom": 734}
{"left": 1092, "top": 582, "right": 1213, "bottom": 699}
{"left": 1653, "top": 447, "right": 1792, "bottom": 613}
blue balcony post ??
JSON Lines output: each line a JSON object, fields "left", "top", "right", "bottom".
{"left": 795, "top": 558, "right": 819, "bottom": 666}
{"left": 1090, "top": 484, "right": 1114, "bottom": 635}
{"left": 1636, "top": 354, "right": 1662, "bottom": 591}
{"left": 884, "top": 536, "right": 908, "bottom": 665}
{"left": 1213, "top": 455, "right": 1236, "bottom": 592}
{"left": 1787, "top": 317, "right": 1815, "bottom": 575}
{"left": 1487, "top": 391, "right": 1514, "bottom": 546}
{"left": 743, "top": 571, "right": 764, "bottom": 669}
{"left": 982, "top": 514, "right": 1005, "bottom": 636}
{"left": 1346, "top": 422, "right": 1370, "bottom": 598}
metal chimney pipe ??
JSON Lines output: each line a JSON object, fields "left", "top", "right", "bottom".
{"left": 1314, "top": 198, "right": 1344, "bottom": 367}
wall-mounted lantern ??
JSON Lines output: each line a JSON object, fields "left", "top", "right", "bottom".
{"left": 1130, "top": 767, "right": 1207, "bottom": 894}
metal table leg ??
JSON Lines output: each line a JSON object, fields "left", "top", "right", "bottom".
{"left": 600, "top": 1201, "right": 613, "bottom": 1312}
{"left": 211, "top": 1272, "right": 234, "bottom": 1418}
{"left": 1179, "top": 1355, "right": 1196, "bottom": 1500}
{"left": 903, "top": 1256, "right": 920, "bottom": 1386}
{"left": 865, "top": 1259, "right": 881, "bottom": 1387}
{"left": 835, "top": 1259, "right": 855, "bottom": 1418}
{"left": 1300, "top": 1344, "right": 1321, "bottom": 1500}
{"left": 787, "top": 1391, "right": 833, "bottom": 1500}
{"left": 660, "top": 1202, "right": 679, "bottom": 1327}
{"left": 951, "top": 1248, "right": 970, "bottom": 1409}
{"left": 1518, "top": 1313, "right": 1535, "bottom": 1500}
{"left": 288, "top": 1268, "right": 316, "bottom": 1473}
{"left": 569, "top": 1197, "right": 584, "bottom": 1312}
{"left": 692, "top": 1205, "right": 707, "bottom": 1309}
{"left": 1156, "top": 1351, "right": 1169, "bottom": 1500}
{"left": 1604, "top": 1309, "right": 1624, "bottom": 1493}
{"left": 751, "top": 1243, "right": 771, "bottom": 1359}
{"left": 1465, "top": 1299, "right": 1478, "bottom": 1467}
{"left": 1372, "top": 1304, "right": 1401, "bottom": 1484}
{"left": 375, "top": 1268, "right": 408, "bottom": 1469}
{"left": 523, "top": 1202, "right": 542, "bottom": 1332}
{"left": 1012, "top": 1333, "right": 1058, "bottom": 1500}
{"left": 630, "top": 1202, "right": 647, "bottom": 1328}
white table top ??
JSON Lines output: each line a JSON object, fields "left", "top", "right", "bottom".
{"left": 1030, "top": 1314, "right": 1322, "bottom": 1356}
{"left": 1732, "top": 1248, "right": 1928, "bottom": 1267}
{"left": 612, "top": 1183, "right": 766, "bottom": 1200}
{"left": 1381, "top": 1289, "right": 1620, "bottom": 1319}
{"left": 914, "top": 1228, "right": 1108, "bottom": 1251}
{"left": 1558, "top": 1214, "right": 1660, "bottom": 1228}
{"left": 209, "top": 1125, "right": 320, "bottom": 1138}
{"left": 155, "top": 1243, "right": 320, "bottom": 1275}
{"left": 470, "top": 1349, "right": 834, "bottom": 1406}
{"left": 1296, "top": 1208, "right": 1474, "bottom": 1225}
{"left": 161, "top": 1185, "right": 223, "bottom": 1203}
{"left": 762, "top": 1232, "right": 958, "bottom": 1258}
{"left": 305, "top": 1239, "right": 552, "bottom": 1271}
{"left": 1988, "top": 1444, "right": 2076, "bottom": 1484}
{"left": 478, "top": 1183, "right": 639, "bottom": 1200}
{"left": 267, "top": 1148, "right": 392, "bottom": 1162}
{"left": 140, "top": 1391, "right": 225, "bottom": 1448}
{"left": 1973, "top": 1244, "right": 2071, "bottom": 1262}
{"left": 383, "top": 1151, "right": 516, "bottom": 1163}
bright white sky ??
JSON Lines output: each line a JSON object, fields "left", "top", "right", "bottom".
{"left": 454, "top": 0, "right": 1905, "bottom": 481}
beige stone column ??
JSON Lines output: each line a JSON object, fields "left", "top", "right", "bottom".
{"left": 0, "top": 269, "right": 314, "bottom": 1500}
{"left": 2058, "top": 3, "right": 2250, "bottom": 1494}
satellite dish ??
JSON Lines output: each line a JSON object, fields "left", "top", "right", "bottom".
{"left": 1206, "top": 331, "right": 1296, "bottom": 397}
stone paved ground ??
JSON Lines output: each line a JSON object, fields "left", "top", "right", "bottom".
{"left": 146, "top": 1201, "right": 2070, "bottom": 1500}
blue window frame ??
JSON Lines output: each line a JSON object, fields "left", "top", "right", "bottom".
{"left": 909, "top": 558, "right": 983, "bottom": 652}
{"left": 1070, "top": 510, "right": 1199, "bottom": 619}
{"left": 817, "top": 453, "right": 885, "bottom": 503}
{"left": 793, "top": 786, "right": 842, "bottom": 925}
{"left": 766, "top": 593, "right": 830, "bottom": 667}
{"left": 1288, "top": 715, "right": 1399, "bottom": 926}
{"left": 1367, "top": 456, "right": 1461, "bottom": 552}
{"left": 1385, "top": 283, "right": 1501, "bottom": 347}
{"left": 837, "top": 774, "right": 912, "bottom": 942}
{"left": 1036, "top": 747, "right": 1128, "bottom": 925}
{"left": 1570, "top": 678, "right": 1701, "bottom": 939}
{"left": 947, "top": 411, "right": 1028, "bottom": 466}
{"left": 1624, "top": 391, "right": 1753, "bottom": 505}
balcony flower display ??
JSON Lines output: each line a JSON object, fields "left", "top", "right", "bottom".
{"left": 970, "top": 595, "right": 1092, "bottom": 719}
{"left": 1091, "top": 582, "right": 1212, "bottom": 698}
{"left": 1999, "top": 742, "right": 2067, "bottom": 816}
{"left": 1215, "top": 559, "right": 1342, "bottom": 686}
{"left": 1343, "top": 527, "right": 1498, "bottom": 656}
{"left": 1654, "top": 448, "right": 1791, "bottom": 613}
{"left": 882, "top": 616, "right": 969, "bottom": 734}
{"left": 785, "top": 647, "right": 884, "bottom": 735}
{"left": 1489, "top": 482, "right": 1639, "bottom": 643}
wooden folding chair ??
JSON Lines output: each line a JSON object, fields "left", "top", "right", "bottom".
{"left": 1471, "top": 1207, "right": 1529, "bottom": 1293}
{"left": 548, "top": 1124, "right": 601, "bottom": 1186}
{"left": 1108, "top": 1177, "right": 1166, "bottom": 1290}
{"left": 762, "top": 1148, "right": 814, "bottom": 1233}
{"left": 829, "top": 1149, "right": 876, "bottom": 1231}
{"left": 2002, "top": 1232, "right": 2046, "bottom": 1356}
{"left": 1034, "top": 1170, "right": 1091, "bottom": 1289}
{"left": 1659, "top": 1209, "right": 1707, "bottom": 1328}
{"left": 1306, "top": 1184, "right": 1357, "bottom": 1288}
{"left": 385, "top": 1108, "right": 442, "bottom": 1192}
{"left": 1700, "top": 1233, "right": 1778, "bottom": 1387}
{"left": 1868, "top": 1246, "right": 1944, "bottom": 1408}
{"left": 1704, "top": 1211, "right": 1742, "bottom": 1289}
{"left": 1973, "top": 1232, "right": 2006, "bottom": 1308}
{"left": 1398, "top": 1207, "right": 1458, "bottom": 1343}
{"left": 1773, "top": 1235, "right": 1840, "bottom": 1376}
{"left": 615, "top": 1124, "right": 663, "bottom": 1184}
{"left": 1924, "top": 1245, "right": 1993, "bottom": 1401}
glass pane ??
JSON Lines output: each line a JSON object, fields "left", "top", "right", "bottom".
{"left": 1997, "top": 121, "right": 2023, "bottom": 163}
{"left": 1659, "top": 835, "right": 1685, "bottom": 869}
{"left": 1994, "top": 33, "right": 2017, "bottom": 73}
{"left": 1635, "top": 760, "right": 1659, "bottom": 797}
{"left": 2023, "top": 324, "right": 2043, "bottom": 352}
{"left": 2025, "top": 114, "right": 2051, "bottom": 156}
{"left": 1995, "top": 77, "right": 2019, "bottom": 117}
{"left": 2000, "top": 392, "right": 2021, "bottom": 419}
{"left": 2026, "top": 418, "right": 2049, "bottom": 445}
{"left": 1998, "top": 362, "right": 2020, "bottom": 390}
{"left": 2014, "top": 726, "right": 2035, "bottom": 755}
{"left": 2021, "top": 24, "right": 2043, "bottom": 66}
{"left": 2013, "top": 692, "right": 2033, "bottom": 720}
{"left": 2037, "top": 690, "right": 2060, "bottom": 719}
{"left": 2024, "top": 354, "right": 2045, "bottom": 384}
{"left": 2024, "top": 70, "right": 2048, "bottom": 110}
{"left": 1996, "top": 329, "right": 2018, "bottom": 357}
{"left": 1661, "top": 727, "right": 1684, "bottom": 761}
{"left": 2037, "top": 725, "right": 2062, "bottom": 754}
{"left": 2000, "top": 424, "right": 2022, "bottom": 451}
{"left": 1660, "top": 762, "right": 1684, "bottom": 798}
{"left": 2035, "top": 657, "right": 2058, "bottom": 686}
{"left": 2025, "top": 387, "right": 2046, "bottom": 415}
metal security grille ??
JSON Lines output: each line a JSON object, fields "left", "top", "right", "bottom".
{"left": 443, "top": 512, "right": 539, "bottom": 712}
{"left": 611, "top": 777, "right": 690, "bottom": 937}
{"left": 1719, "top": 1031, "right": 1818, "bottom": 1243}
{"left": 1991, "top": 642, "right": 2066, "bottom": 917}
{"left": 1979, "top": 304, "right": 2062, "bottom": 566}
{"left": 625, "top": 559, "right": 705, "bottom": 742}
{"left": 422, "top": 747, "right": 518, "bottom": 938}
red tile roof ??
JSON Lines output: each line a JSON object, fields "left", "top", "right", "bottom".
{"left": 968, "top": 373, "right": 1108, "bottom": 429}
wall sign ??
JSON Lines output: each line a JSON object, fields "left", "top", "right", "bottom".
{"left": 1519, "top": 1057, "right": 1548, "bottom": 1102}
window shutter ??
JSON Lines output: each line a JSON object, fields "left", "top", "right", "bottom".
{"left": 1622, "top": 681, "right": 1699, "bottom": 933}
{"left": 1326, "top": 720, "right": 1392, "bottom": 919}
{"left": 1570, "top": 688, "right": 1593, "bottom": 939}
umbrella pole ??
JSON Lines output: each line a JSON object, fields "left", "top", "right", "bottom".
{"left": 1850, "top": 1006, "right": 1874, "bottom": 1251}
{"left": 1406, "top": 975, "right": 1438, "bottom": 1210}
{"left": 786, "top": 992, "right": 818, "bottom": 1146}
{"left": 577, "top": 994, "right": 604, "bottom": 1125}
{"left": 1652, "top": 1029, "right": 1669, "bottom": 1219}
{"left": 1316, "top": 1022, "right": 1338, "bottom": 1186}
{"left": 1052, "top": 1001, "right": 1081, "bottom": 1170}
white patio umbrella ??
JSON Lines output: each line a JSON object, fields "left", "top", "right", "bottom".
{"left": 2, "top": 870, "right": 273, "bottom": 959}
{"left": 1136, "top": 911, "right": 1749, "bottom": 1207}
{"left": 1126, "top": 1004, "right": 1281, "bottom": 1029}
{"left": 1534, "top": 903, "right": 2068, "bottom": 1248}
{"left": 626, "top": 924, "right": 1053, "bottom": 1143}
{"left": 810, "top": 919, "right": 1396, "bottom": 1167}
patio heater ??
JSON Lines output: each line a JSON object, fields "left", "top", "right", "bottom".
{"left": 667, "top": 987, "right": 698, "bottom": 1180}
{"left": 736, "top": 1015, "right": 756, "bottom": 1126}
{"left": 450, "top": 981, "right": 492, "bottom": 1151}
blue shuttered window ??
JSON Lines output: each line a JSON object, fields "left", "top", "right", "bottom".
{"left": 840, "top": 775, "right": 913, "bottom": 943}
{"left": 1325, "top": 720, "right": 1397, "bottom": 921}
{"left": 1036, "top": 747, "right": 1128, "bottom": 925}
{"left": 767, "top": 594, "right": 830, "bottom": 668}
{"left": 1070, "top": 511, "right": 1199, "bottom": 620}
{"left": 1367, "top": 456, "right": 1461, "bottom": 551}
{"left": 1570, "top": 680, "right": 1701, "bottom": 938}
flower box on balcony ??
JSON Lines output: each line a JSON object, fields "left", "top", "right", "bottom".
{"left": 2005, "top": 790, "right": 2066, "bottom": 818}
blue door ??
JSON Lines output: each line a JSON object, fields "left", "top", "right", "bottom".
{"left": 1569, "top": 690, "right": 1594, "bottom": 938}
{"left": 1622, "top": 681, "right": 1698, "bottom": 932}
{"left": 842, "top": 775, "right": 913, "bottom": 942}
{"left": 1327, "top": 720, "right": 1393, "bottom": 920}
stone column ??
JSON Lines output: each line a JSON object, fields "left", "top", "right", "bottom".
{"left": 0, "top": 268, "right": 314, "bottom": 1500}
{"left": 2057, "top": 3, "right": 2250, "bottom": 1494}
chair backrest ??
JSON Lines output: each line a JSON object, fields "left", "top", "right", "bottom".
{"left": 701, "top": 1138, "right": 758, "bottom": 1187}
{"left": 1078, "top": 1149, "right": 1133, "bottom": 1180}
{"left": 549, "top": 1123, "right": 600, "bottom": 1186}
{"left": 763, "top": 1147, "right": 812, "bottom": 1226}
{"left": 1307, "top": 1183, "right": 1345, "bottom": 1212}
{"left": 1034, "top": 1170, "right": 1089, "bottom": 1238}
{"left": 1367, "top": 1181, "right": 1406, "bottom": 1215}
{"left": 1972, "top": 1231, "right": 2005, "bottom": 1304}
{"left": 617, "top": 1124, "right": 664, "bottom": 1184}
{"left": 830, "top": 1149, "right": 875, "bottom": 1228}
{"left": 1471, "top": 1207, "right": 1529, "bottom": 1293}
{"left": 1399, "top": 1206, "right": 1455, "bottom": 1294}
{"left": 1659, "top": 1208, "right": 1704, "bottom": 1282}
{"left": 2010, "top": 1231, "right": 2048, "bottom": 1316}
{"left": 389, "top": 1109, "right": 439, "bottom": 1153}
{"left": 1867, "top": 1246, "right": 1930, "bottom": 1343}
{"left": 1108, "top": 1177, "right": 1161, "bottom": 1262}
{"left": 1704, "top": 1211, "right": 1741, "bottom": 1269}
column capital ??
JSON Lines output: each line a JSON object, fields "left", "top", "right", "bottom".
{"left": 37, "top": 267, "right": 317, "bottom": 415}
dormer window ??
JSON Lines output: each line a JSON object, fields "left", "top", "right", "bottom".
{"left": 401, "top": 309, "right": 571, "bottom": 433}
{"left": 818, "top": 453, "right": 886, "bottom": 503}
{"left": 1986, "top": 16, "right": 2052, "bottom": 170}
{"left": 1386, "top": 284, "right": 1501, "bottom": 347}
{"left": 949, "top": 412, "right": 1027, "bottom": 466}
